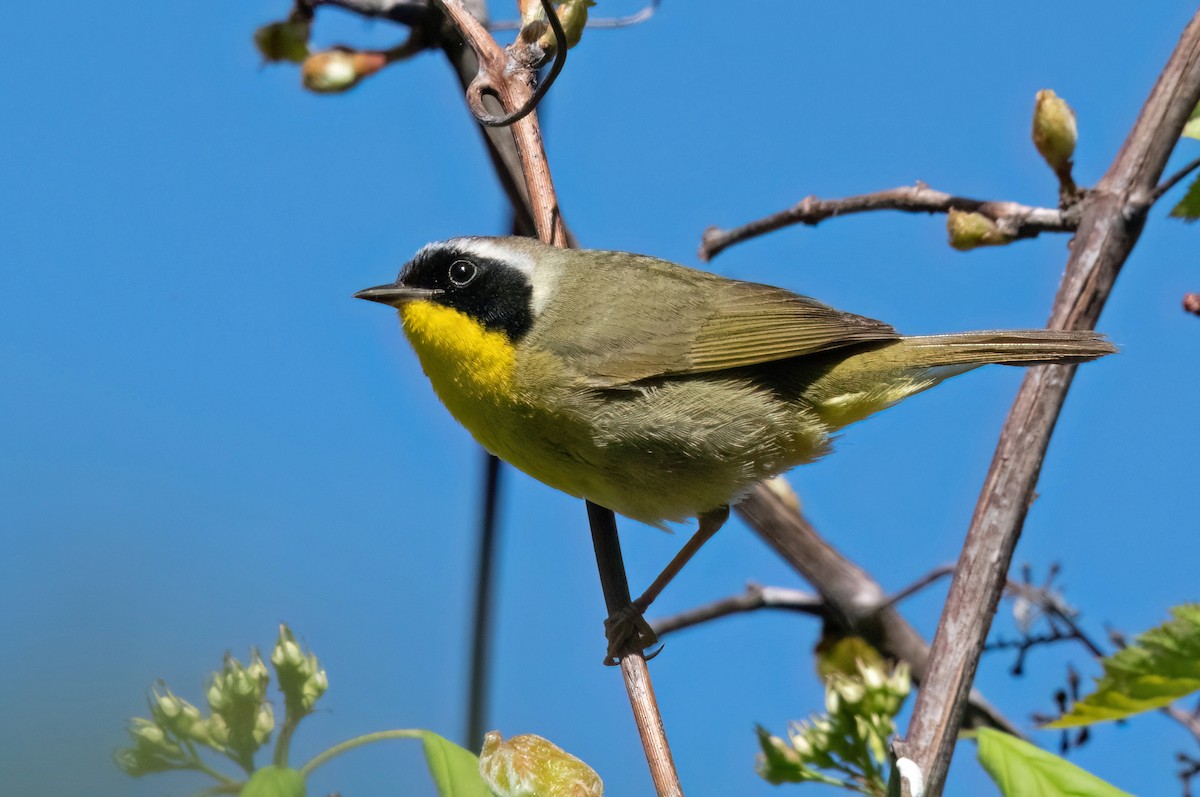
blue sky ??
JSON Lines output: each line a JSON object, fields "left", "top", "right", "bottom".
{"left": 2, "top": 2, "right": 1198, "bottom": 795}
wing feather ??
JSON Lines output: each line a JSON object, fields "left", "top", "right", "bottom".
{"left": 527, "top": 253, "right": 898, "bottom": 387}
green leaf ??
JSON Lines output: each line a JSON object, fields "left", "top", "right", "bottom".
{"left": 240, "top": 765, "right": 306, "bottom": 797}
{"left": 1047, "top": 604, "right": 1200, "bottom": 728}
{"left": 976, "top": 729, "right": 1132, "bottom": 797}
{"left": 420, "top": 731, "right": 493, "bottom": 797}
{"left": 1183, "top": 102, "right": 1200, "bottom": 140}
{"left": 1170, "top": 174, "right": 1200, "bottom": 220}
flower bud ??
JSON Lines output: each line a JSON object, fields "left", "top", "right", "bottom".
{"left": 1032, "top": 89, "right": 1077, "bottom": 179}
{"left": 254, "top": 15, "right": 311, "bottom": 64}
{"left": 253, "top": 704, "right": 276, "bottom": 746}
{"left": 150, "top": 685, "right": 203, "bottom": 737}
{"left": 273, "top": 625, "right": 327, "bottom": 715}
{"left": 302, "top": 49, "right": 388, "bottom": 94}
{"left": 946, "top": 209, "right": 1012, "bottom": 251}
{"left": 479, "top": 731, "right": 603, "bottom": 797}
{"left": 833, "top": 678, "right": 864, "bottom": 707}
{"left": 538, "top": 0, "right": 595, "bottom": 53}
{"left": 205, "top": 714, "right": 231, "bottom": 746}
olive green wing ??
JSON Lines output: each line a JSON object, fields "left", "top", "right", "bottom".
{"left": 684, "top": 279, "right": 898, "bottom": 374}
{"left": 531, "top": 256, "right": 899, "bottom": 388}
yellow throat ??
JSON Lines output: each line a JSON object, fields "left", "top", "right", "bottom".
{"left": 398, "top": 300, "right": 519, "bottom": 417}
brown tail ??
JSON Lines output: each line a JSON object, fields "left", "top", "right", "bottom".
{"left": 894, "top": 329, "right": 1116, "bottom": 368}
{"left": 804, "top": 329, "right": 1115, "bottom": 428}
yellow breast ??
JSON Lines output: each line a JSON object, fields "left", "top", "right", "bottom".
{"left": 399, "top": 299, "right": 519, "bottom": 410}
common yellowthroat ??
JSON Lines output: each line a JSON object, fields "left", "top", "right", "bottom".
{"left": 356, "top": 236, "right": 1113, "bottom": 653}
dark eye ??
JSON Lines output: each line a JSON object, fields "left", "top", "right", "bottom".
{"left": 448, "top": 259, "right": 477, "bottom": 287}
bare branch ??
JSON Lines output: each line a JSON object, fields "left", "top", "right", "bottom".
{"left": 1153, "top": 155, "right": 1200, "bottom": 202}
{"left": 896, "top": 13, "right": 1200, "bottom": 796}
{"left": 491, "top": 0, "right": 661, "bottom": 30}
{"left": 305, "top": 0, "right": 434, "bottom": 26}
{"left": 651, "top": 563, "right": 954, "bottom": 639}
{"left": 882, "top": 565, "right": 956, "bottom": 610}
{"left": 649, "top": 583, "right": 825, "bottom": 638}
{"left": 1166, "top": 706, "right": 1200, "bottom": 747}
{"left": 433, "top": 1, "right": 668, "bottom": 789}
{"left": 587, "top": 503, "right": 684, "bottom": 797}
{"left": 699, "top": 182, "right": 1075, "bottom": 262}
{"left": 736, "top": 481, "right": 1021, "bottom": 736}
{"left": 437, "top": 0, "right": 568, "bottom": 244}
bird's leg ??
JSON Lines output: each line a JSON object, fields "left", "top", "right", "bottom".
{"left": 604, "top": 505, "right": 730, "bottom": 663}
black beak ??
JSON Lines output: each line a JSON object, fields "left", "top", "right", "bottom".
{"left": 353, "top": 284, "right": 441, "bottom": 307}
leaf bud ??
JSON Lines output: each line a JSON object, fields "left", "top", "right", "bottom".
{"left": 479, "top": 730, "right": 603, "bottom": 797}
{"left": 301, "top": 49, "right": 388, "bottom": 94}
{"left": 946, "top": 209, "right": 1012, "bottom": 251}
{"left": 1032, "top": 89, "right": 1078, "bottom": 180}
{"left": 254, "top": 15, "right": 311, "bottom": 64}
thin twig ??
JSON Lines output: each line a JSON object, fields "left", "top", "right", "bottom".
{"left": 881, "top": 565, "right": 956, "bottom": 610}
{"left": 588, "top": 503, "right": 684, "bottom": 797}
{"left": 649, "top": 583, "right": 826, "bottom": 638}
{"left": 1152, "top": 155, "right": 1200, "bottom": 202}
{"left": 699, "top": 182, "right": 1075, "bottom": 262}
{"left": 437, "top": 0, "right": 568, "bottom": 245}
{"left": 736, "top": 481, "right": 1022, "bottom": 737}
{"left": 650, "top": 563, "right": 956, "bottom": 639}
{"left": 436, "top": 3, "right": 674, "bottom": 791}
{"left": 304, "top": 0, "right": 433, "bottom": 26}
{"left": 491, "top": 0, "right": 661, "bottom": 30}
{"left": 896, "top": 13, "right": 1200, "bottom": 796}
{"left": 466, "top": 453, "right": 503, "bottom": 751}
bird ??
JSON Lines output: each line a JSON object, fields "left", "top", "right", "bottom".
{"left": 355, "top": 235, "right": 1114, "bottom": 657}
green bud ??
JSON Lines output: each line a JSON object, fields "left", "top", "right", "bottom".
{"left": 150, "top": 684, "right": 203, "bottom": 738}
{"left": 538, "top": 0, "right": 596, "bottom": 53}
{"left": 479, "top": 731, "right": 603, "bottom": 797}
{"left": 254, "top": 15, "right": 311, "bottom": 64}
{"left": 114, "top": 744, "right": 178, "bottom": 778}
{"left": 814, "top": 635, "right": 884, "bottom": 682}
{"left": 273, "top": 625, "right": 327, "bottom": 716}
{"left": 206, "top": 651, "right": 271, "bottom": 760}
{"left": 129, "top": 717, "right": 167, "bottom": 747}
{"left": 946, "top": 209, "right": 1012, "bottom": 251}
{"left": 253, "top": 704, "right": 276, "bottom": 746}
{"left": 1032, "top": 89, "right": 1077, "bottom": 181}
{"left": 247, "top": 649, "right": 270, "bottom": 685}
{"left": 206, "top": 714, "right": 231, "bottom": 746}
{"left": 273, "top": 625, "right": 307, "bottom": 671}
{"left": 301, "top": 49, "right": 388, "bottom": 94}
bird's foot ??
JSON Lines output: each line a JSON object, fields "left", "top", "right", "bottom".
{"left": 603, "top": 602, "right": 659, "bottom": 665}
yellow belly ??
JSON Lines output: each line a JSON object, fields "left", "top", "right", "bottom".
{"left": 397, "top": 300, "right": 832, "bottom": 526}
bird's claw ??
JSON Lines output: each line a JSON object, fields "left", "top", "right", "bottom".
{"left": 603, "top": 603, "right": 659, "bottom": 665}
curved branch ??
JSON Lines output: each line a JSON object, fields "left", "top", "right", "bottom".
{"left": 699, "top": 182, "right": 1076, "bottom": 261}
{"left": 469, "top": 0, "right": 567, "bottom": 127}
{"left": 736, "top": 483, "right": 1022, "bottom": 737}
{"left": 896, "top": 12, "right": 1200, "bottom": 796}
{"left": 649, "top": 583, "right": 826, "bottom": 638}
{"left": 1152, "top": 155, "right": 1200, "bottom": 202}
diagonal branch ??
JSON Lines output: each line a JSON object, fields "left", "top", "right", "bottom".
{"left": 435, "top": 2, "right": 675, "bottom": 793}
{"left": 895, "top": 12, "right": 1200, "bottom": 796}
{"left": 699, "top": 182, "right": 1076, "bottom": 262}
{"left": 736, "top": 480, "right": 1021, "bottom": 736}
